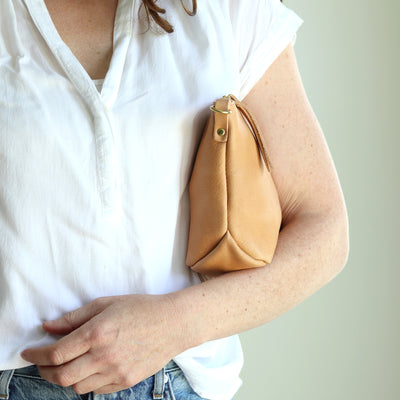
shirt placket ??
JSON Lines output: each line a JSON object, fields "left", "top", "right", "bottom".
{"left": 22, "top": 0, "right": 134, "bottom": 218}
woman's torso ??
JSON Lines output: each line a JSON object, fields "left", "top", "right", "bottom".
{"left": 0, "top": 0, "right": 243, "bottom": 397}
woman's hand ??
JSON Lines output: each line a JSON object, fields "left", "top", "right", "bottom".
{"left": 21, "top": 294, "right": 189, "bottom": 395}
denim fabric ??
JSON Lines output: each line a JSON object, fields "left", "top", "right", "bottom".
{"left": 0, "top": 361, "right": 207, "bottom": 400}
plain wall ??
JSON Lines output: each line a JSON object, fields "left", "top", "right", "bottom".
{"left": 236, "top": 1, "right": 400, "bottom": 399}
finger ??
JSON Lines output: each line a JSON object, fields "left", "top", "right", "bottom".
{"left": 72, "top": 373, "right": 115, "bottom": 395}
{"left": 37, "top": 352, "right": 100, "bottom": 389}
{"left": 93, "top": 383, "right": 128, "bottom": 395}
{"left": 43, "top": 299, "right": 107, "bottom": 335}
{"left": 21, "top": 325, "right": 91, "bottom": 366}
{"left": 73, "top": 364, "right": 140, "bottom": 395}
{"left": 92, "top": 369, "right": 148, "bottom": 395}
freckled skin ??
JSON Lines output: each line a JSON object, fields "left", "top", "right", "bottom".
{"left": 44, "top": 0, "right": 118, "bottom": 79}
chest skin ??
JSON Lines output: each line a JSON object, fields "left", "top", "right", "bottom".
{"left": 44, "top": 0, "right": 119, "bottom": 79}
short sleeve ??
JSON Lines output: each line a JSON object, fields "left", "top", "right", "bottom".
{"left": 229, "top": 0, "right": 304, "bottom": 99}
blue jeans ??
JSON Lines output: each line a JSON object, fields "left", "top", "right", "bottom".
{"left": 0, "top": 360, "right": 206, "bottom": 400}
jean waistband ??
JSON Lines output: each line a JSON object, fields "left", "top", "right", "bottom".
{"left": 0, "top": 360, "right": 179, "bottom": 400}
{"left": 0, "top": 369, "right": 14, "bottom": 399}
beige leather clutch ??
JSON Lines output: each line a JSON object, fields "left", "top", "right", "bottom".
{"left": 186, "top": 94, "right": 282, "bottom": 276}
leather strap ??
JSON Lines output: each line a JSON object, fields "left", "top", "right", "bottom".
{"left": 227, "top": 94, "right": 272, "bottom": 172}
{"left": 211, "top": 95, "right": 272, "bottom": 171}
{"left": 213, "top": 97, "right": 230, "bottom": 143}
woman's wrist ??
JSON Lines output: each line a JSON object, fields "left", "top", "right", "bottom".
{"left": 164, "top": 285, "right": 210, "bottom": 352}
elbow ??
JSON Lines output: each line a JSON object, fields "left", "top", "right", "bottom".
{"left": 339, "top": 218, "right": 350, "bottom": 273}
{"left": 326, "top": 202, "right": 350, "bottom": 280}
{"left": 334, "top": 222, "right": 349, "bottom": 277}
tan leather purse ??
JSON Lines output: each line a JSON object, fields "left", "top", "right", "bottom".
{"left": 186, "top": 94, "right": 282, "bottom": 276}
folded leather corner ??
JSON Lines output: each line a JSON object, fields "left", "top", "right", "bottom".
{"left": 190, "top": 230, "right": 267, "bottom": 275}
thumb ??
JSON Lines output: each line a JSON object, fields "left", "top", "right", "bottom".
{"left": 43, "top": 300, "right": 105, "bottom": 334}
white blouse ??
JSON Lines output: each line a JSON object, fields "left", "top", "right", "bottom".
{"left": 0, "top": 0, "right": 303, "bottom": 398}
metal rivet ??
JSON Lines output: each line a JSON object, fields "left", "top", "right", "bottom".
{"left": 217, "top": 128, "right": 226, "bottom": 136}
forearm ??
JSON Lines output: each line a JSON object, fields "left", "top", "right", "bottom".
{"left": 169, "top": 210, "right": 349, "bottom": 350}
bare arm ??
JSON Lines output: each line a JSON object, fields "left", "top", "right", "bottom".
{"left": 22, "top": 43, "right": 349, "bottom": 395}
{"left": 171, "top": 42, "right": 349, "bottom": 347}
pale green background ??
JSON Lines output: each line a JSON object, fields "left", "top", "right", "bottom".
{"left": 236, "top": 1, "right": 400, "bottom": 399}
